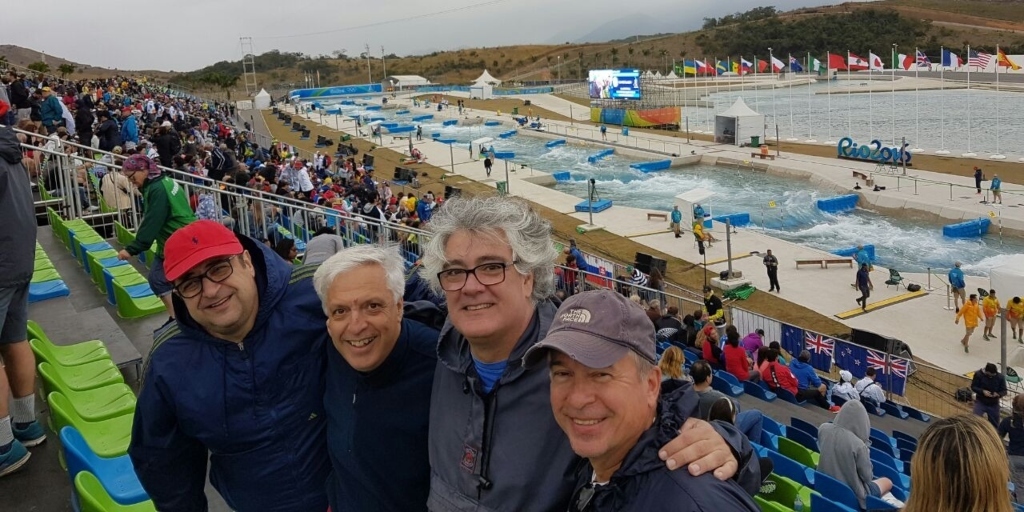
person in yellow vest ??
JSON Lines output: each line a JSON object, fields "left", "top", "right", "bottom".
{"left": 1008, "top": 297, "right": 1024, "bottom": 341}
{"left": 956, "top": 294, "right": 986, "bottom": 353}
{"left": 983, "top": 289, "right": 1000, "bottom": 340}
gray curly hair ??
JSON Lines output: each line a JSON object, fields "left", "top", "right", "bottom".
{"left": 419, "top": 196, "right": 558, "bottom": 303}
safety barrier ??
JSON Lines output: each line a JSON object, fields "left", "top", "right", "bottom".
{"left": 484, "top": 120, "right": 502, "bottom": 127}
{"left": 498, "top": 130, "right": 518, "bottom": 139}
{"left": 832, "top": 244, "right": 876, "bottom": 261}
{"left": 442, "top": 119, "right": 459, "bottom": 126}
{"left": 586, "top": 149, "right": 615, "bottom": 164}
{"left": 816, "top": 194, "right": 859, "bottom": 214}
{"left": 943, "top": 218, "right": 991, "bottom": 238}
{"left": 629, "top": 160, "right": 672, "bottom": 173}
{"left": 411, "top": 115, "right": 434, "bottom": 122}
{"left": 492, "top": 151, "right": 516, "bottom": 160}
{"left": 711, "top": 213, "right": 751, "bottom": 227}
{"left": 545, "top": 139, "right": 567, "bottom": 148}
{"left": 551, "top": 171, "right": 572, "bottom": 182}
{"left": 574, "top": 199, "right": 613, "bottom": 213}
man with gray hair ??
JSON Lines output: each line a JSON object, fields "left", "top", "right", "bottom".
{"left": 524, "top": 290, "right": 760, "bottom": 511}
{"left": 420, "top": 196, "right": 758, "bottom": 511}
{"left": 312, "top": 244, "right": 442, "bottom": 511}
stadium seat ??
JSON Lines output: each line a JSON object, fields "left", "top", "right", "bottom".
{"left": 28, "top": 280, "right": 71, "bottom": 303}
{"left": 711, "top": 371, "right": 744, "bottom": 397}
{"left": 862, "top": 399, "right": 887, "bottom": 417}
{"left": 813, "top": 470, "right": 861, "bottom": 511}
{"left": 785, "top": 426, "right": 819, "bottom": 453}
{"left": 870, "top": 446, "right": 905, "bottom": 474}
{"left": 88, "top": 252, "right": 129, "bottom": 291}
{"left": 761, "top": 474, "right": 817, "bottom": 511}
{"left": 866, "top": 486, "right": 908, "bottom": 511}
{"left": 870, "top": 436, "right": 898, "bottom": 458}
{"left": 29, "top": 336, "right": 109, "bottom": 368}
{"left": 892, "top": 430, "right": 917, "bottom": 449}
{"left": 62, "top": 427, "right": 148, "bottom": 506}
{"left": 31, "top": 267, "right": 62, "bottom": 283}
{"left": 79, "top": 242, "right": 116, "bottom": 271}
{"left": 49, "top": 385, "right": 136, "bottom": 425}
{"left": 760, "top": 431, "right": 779, "bottom": 452}
{"left": 37, "top": 361, "right": 124, "bottom": 397}
{"left": 112, "top": 280, "right": 166, "bottom": 319}
{"left": 790, "top": 417, "right": 819, "bottom": 439}
{"left": 872, "top": 456, "right": 911, "bottom": 491}
{"left": 75, "top": 472, "right": 156, "bottom": 512}
{"left": 753, "top": 496, "right": 791, "bottom": 512}
{"left": 810, "top": 493, "right": 858, "bottom": 512}
{"left": 103, "top": 266, "right": 143, "bottom": 305}
{"left": 901, "top": 404, "right": 931, "bottom": 423}
{"left": 48, "top": 392, "right": 133, "bottom": 458}
{"left": 774, "top": 387, "right": 806, "bottom": 406}
{"left": 744, "top": 381, "right": 777, "bottom": 402}
{"left": 762, "top": 416, "right": 786, "bottom": 438}
{"left": 895, "top": 437, "right": 917, "bottom": 454}
{"left": 766, "top": 449, "right": 815, "bottom": 487}
{"left": 880, "top": 401, "right": 910, "bottom": 419}
{"left": 778, "top": 436, "right": 819, "bottom": 469}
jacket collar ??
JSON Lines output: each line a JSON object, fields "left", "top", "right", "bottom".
{"left": 436, "top": 299, "right": 558, "bottom": 382}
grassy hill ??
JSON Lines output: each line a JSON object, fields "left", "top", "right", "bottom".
{"left": 6, "top": 0, "right": 1024, "bottom": 99}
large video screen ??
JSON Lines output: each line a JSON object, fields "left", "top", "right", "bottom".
{"left": 588, "top": 69, "right": 641, "bottom": 100}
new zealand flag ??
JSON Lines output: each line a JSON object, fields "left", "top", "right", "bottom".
{"left": 834, "top": 340, "right": 908, "bottom": 396}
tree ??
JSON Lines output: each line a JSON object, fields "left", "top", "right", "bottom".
{"left": 0, "top": 55, "right": 8, "bottom": 71}
{"left": 27, "top": 61, "right": 50, "bottom": 74}
{"left": 200, "top": 72, "right": 241, "bottom": 100}
{"left": 58, "top": 64, "right": 76, "bottom": 79}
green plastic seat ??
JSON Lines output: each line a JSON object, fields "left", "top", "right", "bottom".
{"left": 112, "top": 281, "right": 166, "bottom": 319}
{"left": 88, "top": 252, "right": 127, "bottom": 290}
{"left": 114, "top": 221, "right": 136, "bottom": 246}
{"left": 70, "top": 233, "right": 104, "bottom": 262}
{"left": 113, "top": 273, "right": 149, "bottom": 288}
{"left": 778, "top": 436, "right": 820, "bottom": 469}
{"left": 48, "top": 392, "right": 133, "bottom": 458}
{"left": 34, "top": 258, "right": 55, "bottom": 271}
{"left": 44, "top": 385, "right": 135, "bottom": 435}
{"left": 29, "top": 336, "right": 109, "bottom": 367}
{"left": 31, "top": 268, "right": 62, "bottom": 283}
{"left": 76, "top": 471, "right": 156, "bottom": 512}
{"left": 760, "top": 474, "right": 817, "bottom": 511}
{"left": 755, "top": 496, "right": 793, "bottom": 512}
{"left": 37, "top": 361, "right": 124, "bottom": 397}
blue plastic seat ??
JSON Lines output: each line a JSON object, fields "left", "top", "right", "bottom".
{"left": 79, "top": 241, "right": 115, "bottom": 270}
{"left": 123, "top": 283, "right": 155, "bottom": 299}
{"left": 870, "top": 445, "right": 905, "bottom": 474}
{"left": 766, "top": 448, "right": 815, "bottom": 487}
{"left": 744, "top": 380, "right": 777, "bottom": 402}
{"left": 902, "top": 404, "right": 931, "bottom": 422}
{"left": 871, "top": 436, "right": 899, "bottom": 458}
{"left": 892, "top": 430, "right": 917, "bottom": 449}
{"left": 762, "top": 416, "right": 786, "bottom": 438}
{"left": 61, "top": 427, "right": 149, "bottom": 506}
{"left": 29, "top": 280, "right": 71, "bottom": 303}
{"left": 811, "top": 493, "right": 858, "bottom": 512}
{"left": 866, "top": 486, "right": 908, "bottom": 511}
{"left": 790, "top": 417, "right": 819, "bottom": 439}
{"left": 872, "top": 455, "right": 911, "bottom": 491}
{"left": 786, "top": 426, "right": 820, "bottom": 453}
{"left": 862, "top": 399, "right": 887, "bottom": 417}
{"left": 870, "top": 427, "right": 895, "bottom": 447}
{"left": 711, "top": 371, "right": 744, "bottom": 397}
{"left": 760, "top": 431, "right": 779, "bottom": 451}
{"left": 881, "top": 401, "right": 910, "bottom": 419}
{"left": 832, "top": 394, "right": 847, "bottom": 406}
{"left": 774, "top": 387, "right": 806, "bottom": 406}
{"left": 814, "top": 470, "right": 862, "bottom": 511}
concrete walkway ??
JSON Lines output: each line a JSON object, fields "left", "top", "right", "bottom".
{"left": 294, "top": 97, "right": 1023, "bottom": 376}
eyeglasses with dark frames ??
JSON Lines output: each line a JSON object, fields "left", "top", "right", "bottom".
{"left": 436, "top": 261, "right": 516, "bottom": 292}
{"left": 174, "top": 255, "right": 240, "bottom": 298}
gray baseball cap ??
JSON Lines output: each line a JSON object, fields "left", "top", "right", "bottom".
{"left": 524, "top": 290, "right": 657, "bottom": 369}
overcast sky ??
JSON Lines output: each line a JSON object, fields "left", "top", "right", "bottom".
{"left": 6, "top": 0, "right": 851, "bottom": 72}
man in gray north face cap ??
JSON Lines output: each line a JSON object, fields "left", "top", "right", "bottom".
{"left": 525, "top": 290, "right": 759, "bottom": 511}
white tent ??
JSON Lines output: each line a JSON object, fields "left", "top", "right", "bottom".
{"left": 472, "top": 70, "right": 501, "bottom": 86}
{"left": 654, "top": 71, "right": 663, "bottom": 78}
{"left": 667, "top": 70, "right": 678, "bottom": 79}
{"left": 674, "top": 188, "right": 715, "bottom": 230}
{"left": 253, "top": 89, "right": 271, "bottom": 109}
{"left": 990, "top": 256, "right": 1024, "bottom": 299}
{"left": 714, "top": 97, "right": 764, "bottom": 146}
{"left": 386, "top": 75, "right": 430, "bottom": 90}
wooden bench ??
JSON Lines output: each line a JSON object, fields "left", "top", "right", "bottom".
{"left": 751, "top": 152, "right": 776, "bottom": 160}
{"left": 852, "top": 170, "right": 874, "bottom": 186}
{"left": 795, "top": 258, "right": 854, "bottom": 269}
{"left": 647, "top": 212, "right": 668, "bottom": 221}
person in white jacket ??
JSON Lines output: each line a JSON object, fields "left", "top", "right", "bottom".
{"left": 832, "top": 370, "right": 860, "bottom": 403}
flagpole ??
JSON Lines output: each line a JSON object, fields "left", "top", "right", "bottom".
{"left": 704, "top": 56, "right": 711, "bottom": 134}
{"left": 912, "top": 47, "right": 922, "bottom": 152}
{"left": 787, "top": 53, "right": 795, "bottom": 140}
{"left": 937, "top": 46, "right": 949, "bottom": 154}
{"left": 868, "top": 49, "right": 874, "bottom": 142}
{"left": 753, "top": 54, "right": 759, "bottom": 113}
{"left": 827, "top": 53, "right": 834, "bottom": 144}
{"left": 769, "top": 48, "right": 778, "bottom": 142}
{"left": 993, "top": 46, "right": 1005, "bottom": 159}
{"left": 807, "top": 52, "right": 815, "bottom": 143}
{"left": 964, "top": 45, "right": 975, "bottom": 156}
{"left": 847, "top": 50, "right": 852, "bottom": 138}
{"left": 891, "top": 45, "right": 896, "bottom": 145}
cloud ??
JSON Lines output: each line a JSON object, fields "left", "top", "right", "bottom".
{"left": 5, "top": 0, "right": 853, "bottom": 71}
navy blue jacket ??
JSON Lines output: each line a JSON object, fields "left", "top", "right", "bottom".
{"left": 570, "top": 380, "right": 760, "bottom": 511}
{"left": 325, "top": 312, "right": 440, "bottom": 512}
{"left": 129, "top": 237, "right": 330, "bottom": 512}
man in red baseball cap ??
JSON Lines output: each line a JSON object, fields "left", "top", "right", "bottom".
{"left": 129, "top": 220, "right": 330, "bottom": 511}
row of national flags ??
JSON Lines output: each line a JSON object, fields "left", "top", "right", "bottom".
{"left": 780, "top": 323, "right": 912, "bottom": 396}
{"left": 673, "top": 48, "right": 1020, "bottom": 76}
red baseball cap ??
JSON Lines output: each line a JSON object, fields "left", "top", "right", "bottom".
{"left": 163, "top": 221, "right": 244, "bottom": 282}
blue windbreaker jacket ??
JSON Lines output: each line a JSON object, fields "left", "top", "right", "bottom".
{"left": 129, "top": 237, "right": 330, "bottom": 511}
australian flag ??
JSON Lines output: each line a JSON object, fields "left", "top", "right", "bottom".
{"left": 834, "top": 340, "right": 908, "bottom": 396}
{"left": 803, "top": 331, "right": 836, "bottom": 372}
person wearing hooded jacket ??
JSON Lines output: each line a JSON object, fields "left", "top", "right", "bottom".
{"left": 818, "top": 400, "right": 894, "bottom": 510}
{"left": 95, "top": 110, "right": 121, "bottom": 152}
{"left": 128, "top": 221, "right": 330, "bottom": 511}
{"left": 832, "top": 370, "right": 860, "bottom": 403}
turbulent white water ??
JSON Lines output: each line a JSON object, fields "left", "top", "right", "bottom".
{"left": 312, "top": 102, "right": 1024, "bottom": 275}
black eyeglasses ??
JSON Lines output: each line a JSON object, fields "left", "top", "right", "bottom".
{"left": 436, "top": 262, "right": 515, "bottom": 292}
{"left": 174, "top": 255, "right": 239, "bottom": 298}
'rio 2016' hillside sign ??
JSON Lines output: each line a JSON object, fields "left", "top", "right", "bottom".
{"left": 837, "top": 138, "right": 913, "bottom": 167}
